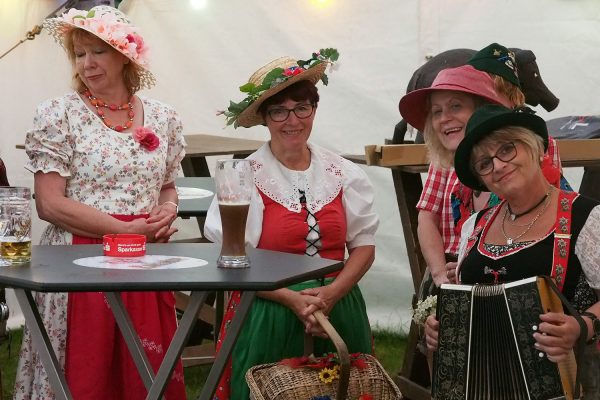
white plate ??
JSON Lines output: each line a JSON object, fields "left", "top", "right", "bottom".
{"left": 176, "top": 187, "right": 214, "bottom": 200}
{"left": 73, "top": 255, "right": 208, "bottom": 270}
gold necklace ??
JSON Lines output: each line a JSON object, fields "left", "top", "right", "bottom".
{"left": 501, "top": 191, "right": 552, "bottom": 245}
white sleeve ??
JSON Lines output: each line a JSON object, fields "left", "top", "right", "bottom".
{"left": 342, "top": 162, "right": 379, "bottom": 249}
{"left": 456, "top": 212, "right": 478, "bottom": 280}
{"left": 574, "top": 205, "right": 600, "bottom": 289}
{"left": 203, "top": 186, "right": 264, "bottom": 247}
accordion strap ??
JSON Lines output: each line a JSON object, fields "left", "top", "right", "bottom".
{"left": 303, "top": 311, "right": 350, "bottom": 400}
{"left": 541, "top": 275, "right": 587, "bottom": 399}
{"left": 551, "top": 190, "right": 579, "bottom": 292}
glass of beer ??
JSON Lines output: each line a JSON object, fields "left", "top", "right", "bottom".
{"left": 0, "top": 187, "right": 32, "bottom": 265}
{"left": 215, "top": 159, "right": 252, "bottom": 268}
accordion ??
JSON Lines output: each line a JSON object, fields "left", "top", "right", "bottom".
{"left": 432, "top": 276, "right": 578, "bottom": 400}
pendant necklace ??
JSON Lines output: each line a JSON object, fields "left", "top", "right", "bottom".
{"left": 506, "top": 190, "right": 550, "bottom": 221}
{"left": 501, "top": 189, "right": 552, "bottom": 245}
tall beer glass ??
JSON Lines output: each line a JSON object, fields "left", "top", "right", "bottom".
{"left": 0, "top": 187, "right": 32, "bottom": 265}
{"left": 215, "top": 159, "right": 252, "bottom": 268}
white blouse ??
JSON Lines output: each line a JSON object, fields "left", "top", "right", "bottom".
{"left": 204, "top": 142, "right": 379, "bottom": 250}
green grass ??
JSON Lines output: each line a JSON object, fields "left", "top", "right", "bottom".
{"left": 1, "top": 328, "right": 406, "bottom": 399}
{"left": 1, "top": 328, "right": 22, "bottom": 399}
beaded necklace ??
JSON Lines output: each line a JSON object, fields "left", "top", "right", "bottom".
{"left": 83, "top": 89, "right": 134, "bottom": 132}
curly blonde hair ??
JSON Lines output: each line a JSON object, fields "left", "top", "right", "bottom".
{"left": 63, "top": 28, "right": 142, "bottom": 94}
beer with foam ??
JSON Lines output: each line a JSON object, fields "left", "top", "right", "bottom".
{"left": 215, "top": 160, "right": 253, "bottom": 268}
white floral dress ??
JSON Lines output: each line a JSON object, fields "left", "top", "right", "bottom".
{"left": 14, "top": 92, "right": 185, "bottom": 400}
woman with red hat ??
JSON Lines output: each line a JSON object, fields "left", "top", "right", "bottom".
{"left": 399, "top": 60, "right": 562, "bottom": 291}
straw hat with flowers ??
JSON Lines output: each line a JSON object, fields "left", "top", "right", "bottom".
{"left": 220, "top": 48, "right": 339, "bottom": 128}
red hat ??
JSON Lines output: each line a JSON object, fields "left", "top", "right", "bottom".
{"left": 398, "top": 65, "right": 512, "bottom": 131}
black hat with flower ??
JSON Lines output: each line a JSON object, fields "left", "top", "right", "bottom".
{"left": 220, "top": 48, "right": 339, "bottom": 128}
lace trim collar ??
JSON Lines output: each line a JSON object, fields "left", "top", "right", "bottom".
{"left": 249, "top": 142, "right": 344, "bottom": 213}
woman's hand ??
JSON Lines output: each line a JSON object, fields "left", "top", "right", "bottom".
{"left": 445, "top": 261, "right": 458, "bottom": 284}
{"left": 147, "top": 202, "right": 178, "bottom": 241}
{"left": 424, "top": 314, "right": 440, "bottom": 352}
{"left": 127, "top": 216, "right": 178, "bottom": 243}
{"left": 281, "top": 290, "right": 328, "bottom": 337}
{"left": 299, "top": 285, "right": 342, "bottom": 316}
{"left": 534, "top": 312, "right": 581, "bottom": 362}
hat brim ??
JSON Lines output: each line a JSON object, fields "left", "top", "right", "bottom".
{"left": 43, "top": 18, "right": 156, "bottom": 90}
{"left": 236, "top": 62, "right": 327, "bottom": 128}
{"left": 454, "top": 112, "right": 549, "bottom": 192}
{"left": 398, "top": 83, "right": 509, "bottom": 132}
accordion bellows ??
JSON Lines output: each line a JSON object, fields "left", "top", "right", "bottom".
{"left": 432, "top": 276, "right": 577, "bottom": 400}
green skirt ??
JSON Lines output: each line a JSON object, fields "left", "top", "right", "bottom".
{"left": 230, "top": 278, "right": 372, "bottom": 400}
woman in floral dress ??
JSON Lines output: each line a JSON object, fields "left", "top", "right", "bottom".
{"left": 15, "top": 6, "right": 186, "bottom": 400}
{"left": 204, "top": 49, "right": 379, "bottom": 400}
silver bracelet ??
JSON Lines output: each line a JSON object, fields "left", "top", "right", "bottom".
{"left": 161, "top": 200, "right": 179, "bottom": 214}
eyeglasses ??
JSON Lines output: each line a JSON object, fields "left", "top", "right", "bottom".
{"left": 267, "top": 104, "right": 315, "bottom": 122}
{"left": 472, "top": 142, "right": 518, "bottom": 176}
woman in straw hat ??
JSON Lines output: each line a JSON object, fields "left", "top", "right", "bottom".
{"left": 16, "top": 6, "right": 186, "bottom": 399}
{"left": 399, "top": 58, "right": 562, "bottom": 291}
{"left": 425, "top": 104, "right": 599, "bottom": 396}
{"left": 205, "top": 49, "right": 378, "bottom": 399}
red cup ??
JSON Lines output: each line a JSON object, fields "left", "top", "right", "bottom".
{"left": 102, "top": 234, "right": 146, "bottom": 257}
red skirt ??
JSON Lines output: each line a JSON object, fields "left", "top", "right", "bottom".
{"left": 65, "top": 214, "right": 186, "bottom": 400}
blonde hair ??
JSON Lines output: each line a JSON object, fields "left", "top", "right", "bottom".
{"left": 423, "top": 93, "right": 488, "bottom": 169}
{"left": 472, "top": 126, "right": 545, "bottom": 166}
{"left": 64, "top": 28, "right": 142, "bottom": 94}
{"left": 491, "top": 74, "right": 525, "bottom": 108}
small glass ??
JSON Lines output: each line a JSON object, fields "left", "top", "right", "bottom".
{"left": 0, "top": 187, "right": 32, "bottom": 265}
{"left": 215, "top": 159, "right": 252, "bottom": 268}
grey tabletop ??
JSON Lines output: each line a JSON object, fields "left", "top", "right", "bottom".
{"left": 0, "top": 244, "right": 342, "bottom": 293}
{"left": 175, "top": 177, "right": 215, "bottom": 218}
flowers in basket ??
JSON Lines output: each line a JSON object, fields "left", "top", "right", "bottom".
{"left": 281, "top": 353, "right": 375, "bottom": 399}
{"left": 412, "top": 294, "right": 437, "bottom": 326}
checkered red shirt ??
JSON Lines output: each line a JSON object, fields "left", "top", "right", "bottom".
{"left": 417, "top": 165, "right": 461, "bottom": 254}
{"left": 416, "top": 137, "right": 562, "bottom": 255}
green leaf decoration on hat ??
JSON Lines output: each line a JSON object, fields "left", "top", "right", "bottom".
{"left": 219, "top": 48, "right": 339, "bottom": 128}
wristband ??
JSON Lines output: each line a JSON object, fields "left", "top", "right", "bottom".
{"left": 162, "top": 200, "right": 179, "bottom": 214}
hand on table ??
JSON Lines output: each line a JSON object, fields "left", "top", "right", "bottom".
{"left": 147, "top": 202, "right": 178, "bottom": 242}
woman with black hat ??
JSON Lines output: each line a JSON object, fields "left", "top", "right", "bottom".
{"left": 205, "top": 49, "right": 378, "bottom": 400}
{"left": 424, "top": 104, "right": 600, "bottom": 393}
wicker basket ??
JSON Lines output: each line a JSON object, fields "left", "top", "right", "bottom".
{"left": 246, "top": 311, "right": 402, "bottom": 400}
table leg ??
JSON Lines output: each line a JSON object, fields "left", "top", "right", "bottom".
{"left": 146, "top": 291, "right": 208, "bottom": 400}
{"left": 197, "top": 291, "right": 256, "bottom": 400}
{"left": 104, "top": 292, "right": 156, "bottom": 391}
{"left": 13, "top": 289, "right": 72, "bottom": 400}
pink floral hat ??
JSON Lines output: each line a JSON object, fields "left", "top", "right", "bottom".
{"left": 399, "top": 65, "right": 512, "bottom": 131}
{"left": 43, "top": 5, "right": 155, "bottom": 89}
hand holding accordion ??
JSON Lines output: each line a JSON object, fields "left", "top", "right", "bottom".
{"left": 431, "top": 276, "right": 587, "bottom": 400}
